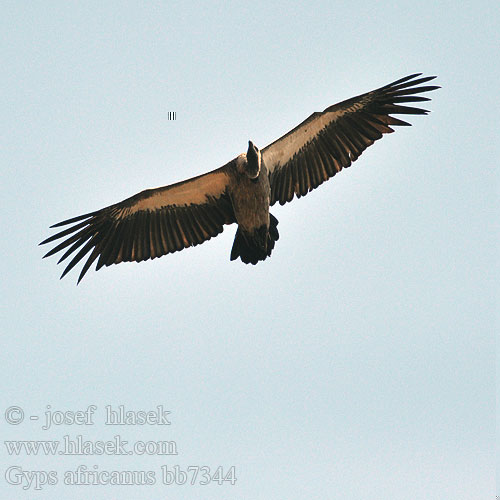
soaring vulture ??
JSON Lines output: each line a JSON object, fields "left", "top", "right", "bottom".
{"left": 41, "top": 73, "right": 439, "bottom": 283}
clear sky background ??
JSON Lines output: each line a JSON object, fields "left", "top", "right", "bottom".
{"left": 2, "top": 1, "right": 497, "bottom": 499}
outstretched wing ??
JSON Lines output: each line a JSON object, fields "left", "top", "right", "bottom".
{"left": 262, "top": 73, "right": 439, "bottom": 206}
{"left": 40, "top": 166, "right": 235, "bottom": 283}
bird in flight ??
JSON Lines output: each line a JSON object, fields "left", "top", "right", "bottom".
{"left": 41, "top": 73, "right": 439, "bottom": 283}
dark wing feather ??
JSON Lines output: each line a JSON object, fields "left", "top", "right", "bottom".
{"left": 40, "top": 166, "right": 235, "bottom": 283}
{"left": 262, "top": 73, "right": 439, "bottom": 206}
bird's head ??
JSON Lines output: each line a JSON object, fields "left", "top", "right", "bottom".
{"left": 244, "top": 140, "right": 261, "bottom": 179}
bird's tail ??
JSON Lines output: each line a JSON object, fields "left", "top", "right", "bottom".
{"left": 230, "top": 213, "right": 279, "bottom": 265}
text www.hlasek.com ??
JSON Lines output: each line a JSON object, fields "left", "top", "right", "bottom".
{"left": 5, "top": 435, "right": 177, "bottom": 456}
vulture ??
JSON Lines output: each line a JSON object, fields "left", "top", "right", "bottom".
{"left": 41, "top": 73, "right": 439, "bottom": 283}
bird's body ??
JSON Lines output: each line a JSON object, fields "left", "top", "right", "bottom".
{"left": 41, "top": 73, "right": 439, "bottom": 283}
{"left": 228, "top": 148, "right": 276, "bottom": 264}
{"left": 230, "top": 150, "right": 270, "bottom": 234}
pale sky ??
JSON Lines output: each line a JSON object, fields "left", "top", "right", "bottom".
{"left": 2, "top": 1, "right": 497, "bottom": 499}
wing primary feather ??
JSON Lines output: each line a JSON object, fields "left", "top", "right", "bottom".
{"left": 381, "top": 104, "right": 429, "bottom": 115}
{"left": 371, "top": 114, "right": 411, "bottom": 127}
{"left": 60, "top": 235, "right": 99, "bottom": 280}
{"left": 40, "top": 219, "right": 91, "bottom": 246}
{"left": 56, "top": 230, "right": 95, "bottom": 264}
{"left": 106, "top": 220, "right": 129, "bottom": 266}
{"left": 42, "top": 225, "right": 93, "bottom": 259}
{"left": 121, "top": 213, "right": 136, "bottom": 262}
{"left": 380, "top": 73, "right": 422, "bottom": 88}
{"left": 94, "top": 221, "right": 121, "bottom": 269}
{"left": 384, "top": 75, "right": 437, "bottom": 91}
{"left": 390, "top": 96, "right": 431, "bottom": 103}
{"left": 77, "top": 245, "right": 102, "bottom": 284}
{"left": 49, "top": 211, "right": 98, "bottom": 228}
{"left": 387, "top": 85, "right": 440, "bottom": 98}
